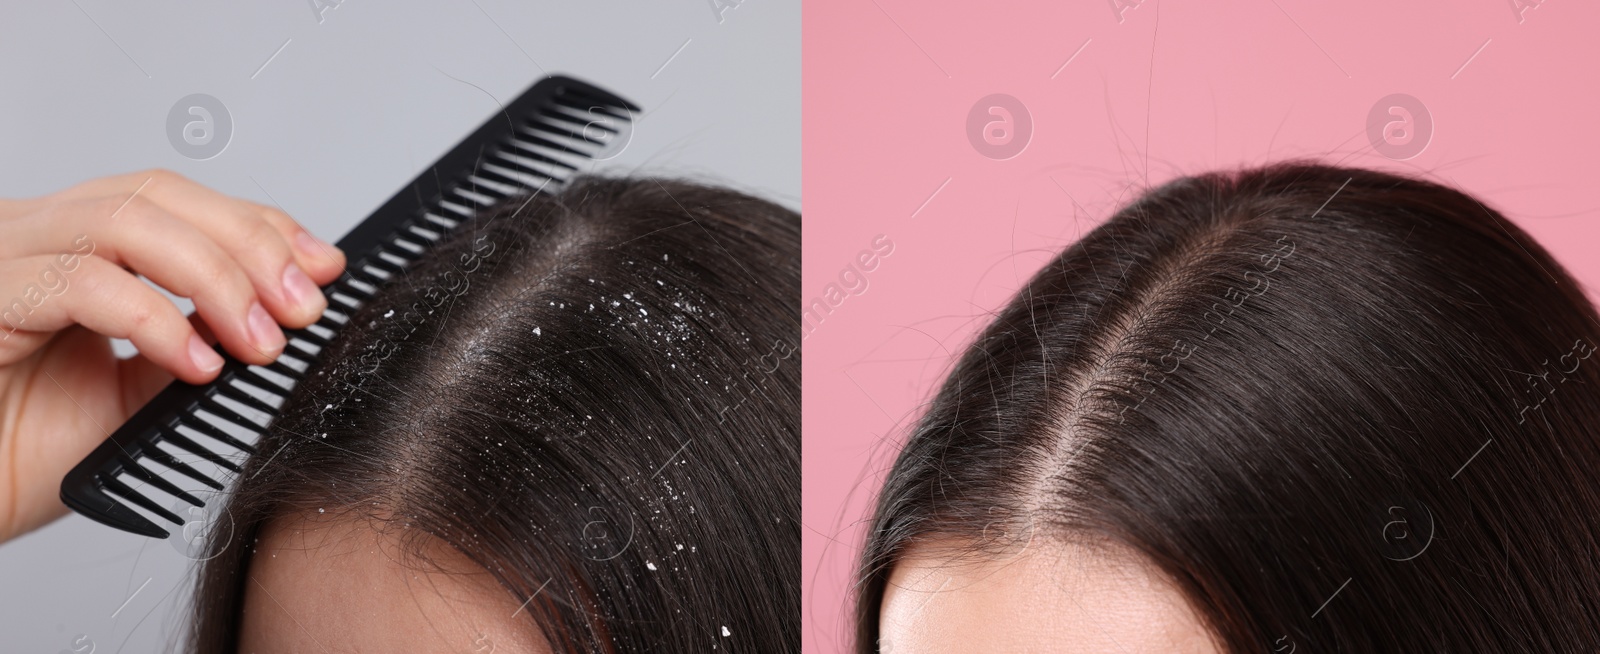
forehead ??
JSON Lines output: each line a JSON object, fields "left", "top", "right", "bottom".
{"left": 878, "top": 538, "right": 1220, "bottom": 653}
{"left": 237, "top": 512, "right": 551, "bottom": 653}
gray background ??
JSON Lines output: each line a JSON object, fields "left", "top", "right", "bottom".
{"left": 0, "top": 0, "right": 797, "bottom": 650}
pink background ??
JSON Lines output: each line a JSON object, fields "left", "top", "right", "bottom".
{"left": 801, "top": 0, "right": 1600, "bottom": 651}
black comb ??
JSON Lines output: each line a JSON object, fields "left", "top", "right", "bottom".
{"left": 61, "top": 75, "right": 639, "bottom": 538}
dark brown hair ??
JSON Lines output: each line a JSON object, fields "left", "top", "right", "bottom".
{"left": 857, "top": 161, "right": 1600, "bottom": 651}
{"left": 191, "top": 176, "right": 799, "bottom": 652}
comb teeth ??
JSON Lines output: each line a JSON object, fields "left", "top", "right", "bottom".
{"left": 61, "top": 76, "right": 638, "bottom": 538}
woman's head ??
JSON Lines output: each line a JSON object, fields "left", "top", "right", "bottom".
{"left": 192, "top": 176, "right": 799, "bottom": 652}
{"left": 859, "top": 162, "right": 1600, "bottom": 651}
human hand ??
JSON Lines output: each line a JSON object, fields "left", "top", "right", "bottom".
{"left": 0, "top": 169, "right": 345, "bottom": 543}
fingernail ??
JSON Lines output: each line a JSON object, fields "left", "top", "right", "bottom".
{"left": 189, "top": 333, "right": 223, "bottom": 374}
{"left": 247, "top": 302, "right": 285, "bottom": 353}
{"left": 296, "top": 231, "right": 342, "bottom": 261}
{"left": 281, "top": 263, "right": 325, "bottom": 312}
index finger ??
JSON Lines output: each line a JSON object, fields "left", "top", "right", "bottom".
{"left": 51, "top": 170, "right": 347, "bottom": 282}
